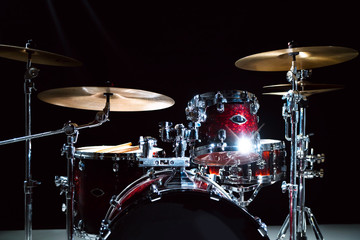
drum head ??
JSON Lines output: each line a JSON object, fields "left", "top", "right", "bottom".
{"left": 106, "top": 191, "right": 268, "bottom": 240}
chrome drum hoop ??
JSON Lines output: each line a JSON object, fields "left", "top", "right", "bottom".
{"left": 185, "top": 90, "right": 260, "bottom": 123}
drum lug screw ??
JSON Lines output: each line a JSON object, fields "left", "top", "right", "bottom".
{"left": 109, "top": 195, "right": 118, "bottom": 207}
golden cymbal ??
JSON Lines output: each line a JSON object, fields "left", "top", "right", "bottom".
{"left": 37, "top": 87, "right": 175, "bottom": 111}
{"left": 235, "top": 46, "right": 358, "bottom": 71}
{"left": 0, "top": 44, "right": 82, "bottom": 67}
{"left": 263, "top": 81, "right": 344, "bottom": 96}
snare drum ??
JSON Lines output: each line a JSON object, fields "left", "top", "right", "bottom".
{"left": 73, "top": 145, "right": 161, "bottom": 236}
{"left": 186, "top": 90, "right": 260, "bottom": 166}
{"left": 100, "top": 170, "right": 269, "bottom": 240}
{"left": 207, "top": 139, "right": 286, "bottom": 185}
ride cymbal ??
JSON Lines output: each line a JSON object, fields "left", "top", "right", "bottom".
{"left": 263, "top": 81, "right": 344, "bottom": 97}
{"left": 38, "top": 87, "right": 175, "bottom": 111}
{"left": 0, "top": 44, "right": 82, "bottom": 67}
{"left": 235, "top": 46, "right": 358, "bottom": 71}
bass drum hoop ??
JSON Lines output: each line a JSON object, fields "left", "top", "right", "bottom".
{"left": 101, "top": 171, "right": 269, "bottom": 240}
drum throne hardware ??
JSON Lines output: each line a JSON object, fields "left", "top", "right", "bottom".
{"left": 0, "top": 40, "right": 82, "bottom": 240}
{"left": 235, "top": 43, "right": 358, "bottom": 240}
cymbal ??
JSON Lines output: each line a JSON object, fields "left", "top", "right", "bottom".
{"left": 235, "top": 46, "right": 358, "bottom": 71}
{"left": 263, "top": 81, "right": 344, "bottom": 96}
{"left": 0, "top": 44, "right": 82, "bottom": 67}
{"left": 37, "top": 87, "right": 175, "bottom": 111}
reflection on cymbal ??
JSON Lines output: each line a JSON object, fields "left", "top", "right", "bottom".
{"left": 38, "top": 87, "right": 175, "bottom": 111}
{"left": 263, "top": 81, "right": 344, "bottom": 97}
{"left": 0, "top": 44, "right": 82, "bottom": 67}
{"left": 235, "top": 46, "right": 358, "bottom": 71}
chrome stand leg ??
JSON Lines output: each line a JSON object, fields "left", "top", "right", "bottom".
{"left": 305, "top": 207, "right": 324, "bottom": 240}
{"left": 276, "top": 214, "right": 290, "bottom": 240}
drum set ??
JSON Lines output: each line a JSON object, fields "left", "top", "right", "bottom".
{"left": 0, "top": 41, "right": 357, "bottom": 240}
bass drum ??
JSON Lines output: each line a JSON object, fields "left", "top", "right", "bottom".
{"left": 100, "top": 170, "right": 269, "bottom": 240}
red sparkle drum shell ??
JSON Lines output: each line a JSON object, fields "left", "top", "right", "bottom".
{"left": 187, "top": 90, "right": 260, "bottom": 166}
{"left": 73, "top": 146, "right": 161, "bottom": 235}
{"left": 207, "top": 139, "right": 286, "bottom": 185}
{"left": 100, "top": 170, "right": 269, "bottom": 240}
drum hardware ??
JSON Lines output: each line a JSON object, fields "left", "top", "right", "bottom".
{"left": 221, "top": 183, "right": 264, "bottom": 207}
{"left": 159, "top": 121, "right": 198, "bottom": 158}
{"left": 280, "top": 62, "right": 325, "bottom": 240}
{"left": 0, "top": 94, "right": 110, "bottom": 240}
{"left": 278, "top": 73, "right": 326, "bottom": 240}
{"left": 55, "top": 176, "right": 69, "bottom": 196}
{"left": 139, "top": 136, "right": 158, "bottom": 158}
{"left": 235, "top": 43, "right": 359, "bottom": 240}
{"left": 0, "top": 41, "right": 83, "bottom": 240}
{"left": 214, "top": 91, "right": 227, "bottom": 112}
{"left": 139, "top": 157, "right": 190, "bottom": 167}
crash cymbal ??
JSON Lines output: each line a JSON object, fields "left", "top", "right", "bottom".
{"left": 235, "top": 46, "right": 358, "bottom": 71}
{"left": 37, "top": 86, "right": 175, "bottom": 111}
{"left": 263, "top": 81, "right": 344, "bottom": 97}
{"left": 0, "top": 44, "right": 82, "bottom": 67}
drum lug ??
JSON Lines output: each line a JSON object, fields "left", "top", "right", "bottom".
{"left": 214, "top": 91, "right": 227, "bottom": 112}
{"left": 185, "top": 94, "right": 207, "bottom": 122}
{"left": 109, "top": 195, "right": 118, "bottom": 208}
{"left": 247, "top": 167, "right": 253, "bottom": 182}
{"left": 78, "top": 160, "right": 85, "bottom": 171}
{"left": 99, "top": 219, "right": 111, "bottom": 240}
{"left": 112, "top": 162, "right": 119, "bottom": 173}
{"left": 256, "top": 159, "right": 266, "bottom": 170}
{"left": 217, "top": 129, "right": 226, "bottom": 143}
{"left": 209, "top": 191, "right": 222, "bottom": 202}
{"left": 149, "top": 184, "right": 162, "bottom": 202}
{"left": 254, "top": 216, "right": 268, "bottom": 237}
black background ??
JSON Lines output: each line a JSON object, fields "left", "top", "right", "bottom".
{"left": 0, "top": 0, "right": 359, "bottom": 230}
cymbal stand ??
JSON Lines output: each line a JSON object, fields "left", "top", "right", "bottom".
{"left": 279, "top": 50, "right": 300, "bottom": 240}
{"left": 24, "top": 40, "right": 40, "bottom": 240}
{"left": 0, "top": 92, "right": 111, "bottom": 240}
{"left": 278, "top": 55, "right": 325, "bottom": 239}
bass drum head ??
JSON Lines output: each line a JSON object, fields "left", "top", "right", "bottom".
{"left": 106, "top": 191, "right": 268, "bottom": 240}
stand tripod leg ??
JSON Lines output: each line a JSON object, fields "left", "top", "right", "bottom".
{"left": 276, "top": 214, "right": 290, "bottom": 240}
{"left": 305, "top": 207, "right": 324, "bottom": 240}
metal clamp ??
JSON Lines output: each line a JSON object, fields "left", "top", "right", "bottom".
{"left": 139, "top": 157, "right": 190, "bottom": 167}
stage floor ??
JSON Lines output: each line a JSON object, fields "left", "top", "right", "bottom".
{"left": 0, "top": 224, "right": 359, "bottom": 240}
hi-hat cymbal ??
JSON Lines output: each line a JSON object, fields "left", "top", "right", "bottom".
{"left": 0, "top": 44, "right": 82, "bottom": 67}
{"left": 263, "top": 81, "right": 344, "bottom": 97}
{"left": 235, "top": 46, "right": 358, "bottom": 71}
{"left": 37, "top": 87, "right": 175, "bottom": 111}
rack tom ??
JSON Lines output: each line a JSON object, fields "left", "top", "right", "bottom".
{"left": 186, "top": 90, "right": 260, "bottom": 166}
